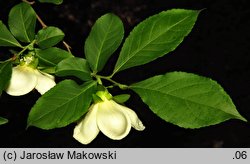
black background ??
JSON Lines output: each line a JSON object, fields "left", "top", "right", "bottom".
{"left": 0, "top": 0, "right": 250, "bottom": 147}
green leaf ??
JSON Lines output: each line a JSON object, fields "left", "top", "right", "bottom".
{"left": 113, "top": 9, "right": 200, "bottom": 74}
{"left": 36, "top": 26, "right": 65, "bottom": 49}
{"left": 0, "top": 117, "right": 8, "bottom": 125}
{"left": 8, "top": 2, "right": 36, "bottom": 43}
{"left": 55, "top": 57, "right": 92, "bottom": 81}
{"left": 0, "top": 21, "right": 22, "bottom": 47}
{"left": 131, "top": 72, "right": 247, "bottom": 129}
{"left": 36, "top": 47, "right": 73, "bottom": 67}
{"left": 85, "top": 13, "right": 124, "bottom": 72}
{"left": 0, "top": 61, "right": 12, "bottom": 95}
{"left": 39, "top": 67, "right": 55, "bottom": 74}
{"left": 113, "top": 94, "right": 130, "bottom": 103}
{"left": 38, "top": 0, "right": 63, "bottom": 5}
{"left": 28, "top": 80, "right": 97, "bottom": 129}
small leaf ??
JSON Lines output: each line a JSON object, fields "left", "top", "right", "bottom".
{"left": 113, "top": 9, "right": 200, "bottom": 74}
{"left": 113, "top": 94, "right": 131, "bottom": 103}
{"left": 85, "top": 13, "right": 124, "bottom": 72}
{"left": 8, "top": 2, "right": 36, "bottom": 42}
{"left": 36, "top": 26, "right": 65, "bottom": 49}
{"left": 28, "top": 80, "right": 97, "bottom": 129}
{"left": 38, "top": 0, "right": 63, "bottom": 5}
{"left": 0, "top": 21, "right": 22, "bottom": 47}
{"left": 55, "top": 57, "right": 92, "bottom": 81}
{"left": 0, "top": 61, "right": 12, "bottom": 95}
{"left": 0, "top": 117, "right": 8, "bottom": 125}
{"left": 36, "top": 47, "right": 73, "bottom": 67}
{"left": 131, "top": 72, "right": 247, "bottom": 129}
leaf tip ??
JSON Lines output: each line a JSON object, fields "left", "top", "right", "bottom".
{"left": 25, "top": 124, "right": 30, "bottom": 130}
{"left": 239, "top": 116, "right": 248, "bottom": 122}
{"left": 197, "top": 8, "right": 206, "bottom": 15}
{"left": 0, "top": 118, "right": 9, "bottom": 125}
{"left": 26, "top": 120, "right": 32, "bottom": 130}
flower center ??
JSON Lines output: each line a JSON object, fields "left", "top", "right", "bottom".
{"left": 19, "top": 52, "right": 38, "bottom": 69}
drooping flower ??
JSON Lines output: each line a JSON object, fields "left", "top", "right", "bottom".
{"left": 5, "top": 55, "right": 56, "bottom": 96}
{"left": 73, "top": 93, "right": 145, "bottom": 144}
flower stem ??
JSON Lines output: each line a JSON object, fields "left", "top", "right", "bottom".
{"left": 95, "top": 75, "right": 128, "bottom": 90}
{"left": 16, "top": 40, "right": 36, "bottom": 58}
{"left": 96, "top": 77, "right": 103, "bottom": 85}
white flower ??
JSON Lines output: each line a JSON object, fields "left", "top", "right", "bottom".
{"left": 5, "top": 65, "right": 56, "bottom": 96}
{"left": 73, "top": 99, "right": 145, "bottom": 144}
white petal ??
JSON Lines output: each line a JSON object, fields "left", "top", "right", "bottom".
{"left": 73, "top": 104, "right": 100, "bottom": 144}
{"left": 35, "top": 71, "right": 56, "bottom": 95}
{"left": 5, "top": 66, "right": 37, "bottom": 96}
{"left": 112, "top": 100, "right": 145, "bottom": 131}
{"left": 97, "top": 100, "right": 131, "bottom": 140}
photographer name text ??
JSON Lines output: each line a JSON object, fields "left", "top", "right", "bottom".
{"left": 2, "top": 150, "right": 117, "bottom": 161}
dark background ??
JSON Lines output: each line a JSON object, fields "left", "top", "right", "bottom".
{"left": 0, "top": 0, "right": 250, "bottom": 147}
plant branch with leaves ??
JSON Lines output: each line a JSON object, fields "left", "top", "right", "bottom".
{"left": 0, "top": 0, "right": 247, "bottom": 145}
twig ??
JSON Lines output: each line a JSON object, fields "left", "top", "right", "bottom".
{"left": 36, "top": 14, "right": 47, "bottom": 28}
{"left": 22, "top": 0, "right": 35, "bottom": 5}
{"left": 62, "top": 41, "right": 72, "bottom": 53}
{"left": 22, "top": 0, "right": 72, "bottom": 53}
